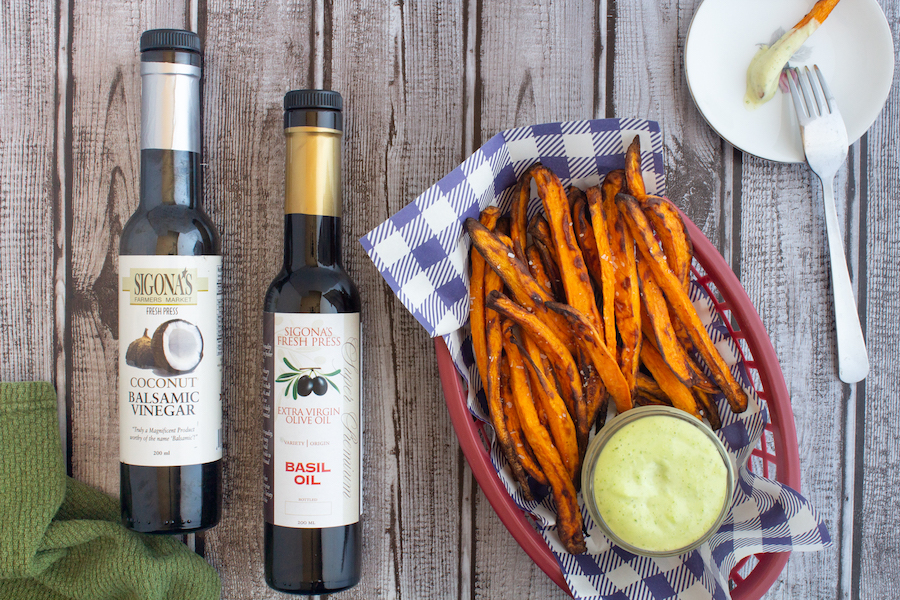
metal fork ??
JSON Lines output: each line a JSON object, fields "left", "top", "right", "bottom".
{"left": 787, "top": 65, "right": 868, "bottom": 383}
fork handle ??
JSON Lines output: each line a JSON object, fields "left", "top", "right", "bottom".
{"left": 821, "top": 178, "right": 869, "bottom": 383}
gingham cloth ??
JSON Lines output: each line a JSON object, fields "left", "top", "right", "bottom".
{"left": 360, "top": 119, "right": 830, "bottom": 599}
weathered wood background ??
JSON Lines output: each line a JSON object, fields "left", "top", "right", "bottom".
{"left": 1, "top": 0, "right": 897, "bottom": 598}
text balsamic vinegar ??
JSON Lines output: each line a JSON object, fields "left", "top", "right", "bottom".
{"left": 263, "top": 90, "right": 362, "bottom": 594}
{"left": 118, "top": 29, "right": 223, "bottom": 534}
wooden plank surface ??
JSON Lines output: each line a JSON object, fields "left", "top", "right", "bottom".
{"left": 0, "top": 0, "right": 58, "bottom": 382}
{"left": 2, "top": 0, "right": 900, "bottom": 598}
{"left": 858, "top": 2, "right": 900, "bottom": 595}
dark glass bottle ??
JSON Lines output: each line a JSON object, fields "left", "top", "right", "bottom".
{"left": 118, "top": 29, "right": 222, "bottom": 534}
{"left": 263, "top": 90, "right": 361, "bottom": 594}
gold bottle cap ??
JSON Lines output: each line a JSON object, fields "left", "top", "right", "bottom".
{"left": 284, "top": 126, "right": 342, "bottom": 217}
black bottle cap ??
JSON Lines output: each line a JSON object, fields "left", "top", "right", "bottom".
{"left": 283, "top": 90, "right": 343, "bottom": 130}
{"left": 284, "top": 90, "right": 343, "bottom": 112}
{"left": 140, "top": 29, "right": 201, "bottom": 53}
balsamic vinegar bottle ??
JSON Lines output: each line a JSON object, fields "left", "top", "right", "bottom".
{"left": 263, "top": 90, "right": 362, "bottom": 594}
{"left": 118, "top": 29, "right": 222, "bottom": 534}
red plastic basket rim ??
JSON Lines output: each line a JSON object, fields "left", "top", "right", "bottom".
{"left": 435, "top": 209, "right": 800, "bottom": 599}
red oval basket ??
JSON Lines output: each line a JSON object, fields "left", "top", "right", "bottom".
{"left": 436, "top": 210, "right": 800, "bottom": 599}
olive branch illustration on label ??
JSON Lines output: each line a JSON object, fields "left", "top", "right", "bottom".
{"left": 276, "top": 358, "right": 341, "bottom": 399}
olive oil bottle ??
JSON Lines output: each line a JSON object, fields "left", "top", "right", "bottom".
{"left": 118, "top": 29, "right": 223, "bottom": 533}
{"left": 263, "top": 90, "right": 362, "bottom": 594}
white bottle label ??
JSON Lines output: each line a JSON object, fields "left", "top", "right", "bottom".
{"left": 118, "top": 255, "right": 223, "bottom": 466}
{"left": 263, "top": 312, "right": 361, "bottom": 529}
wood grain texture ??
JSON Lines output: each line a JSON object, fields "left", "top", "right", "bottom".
{"left": 739, "top": 155, "right": 850, "bottom": 599}
{"left": 858, "top": 3, "right": 900, "bottom": 595}
{"left": 197, "top": 1, "right": 314, "bottom": 597}
{"left": 477, "top": 0, "right": 597, "bottom": 134}
{"left": 0, "top": 0, "right": 57, "bottom": 381}
{"left": 67, "top": 1, "right": 189, "bottom": 494}
{"left": 475, "top": 1, "right": 595, "bottom": 597}
{"left": 329, "top": 0, "right": 469, "bottom": 597}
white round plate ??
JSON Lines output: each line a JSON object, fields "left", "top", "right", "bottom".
{"left": 684, "top": 0, "right": 894, "bottom": 163}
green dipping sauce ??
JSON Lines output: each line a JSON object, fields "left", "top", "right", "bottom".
{"left": 592, "top": 415, "right": 728, "bottom": 553}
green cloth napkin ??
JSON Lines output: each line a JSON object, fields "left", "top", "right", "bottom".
{"left": 0, "top": 382, "right": 220, "bottom": 600}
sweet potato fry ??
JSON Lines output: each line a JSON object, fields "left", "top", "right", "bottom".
{"left": 500, "top": 354, "right": 547, "bottom": 488}
{"left": 643, "top": 195, "right": 693, "bottom": 292}
{"left": 638, "top": 259, "right": 695, "bottom": 386}
{"left": 606, "top": 193, "right": 642, "bottom": 396}
{"left": 640, "top": 341, "right": 701, "bottom": 419}
{"left": 572, "top": 196, "right": 604, "bottom": 292}
{"left": 633, "top": 394, "right": 672, "bottom": 407}
{"left": 470, "top": 207, "right": 501, "bottom": 391}
{"left": 624, "top": 135, "right": 647, "bottom": 202}
{"left": 529, "top": 165, "right": 602, "bottom": 327}
{"left": 465, "top": 218, "right": 572, "bottom": 347}
{"left": 500, "top": 359, "right": 536, "bottom": 499}
{"left": 521, "top": 347, "right": 554, "bottom": 432}
{"left": 525, "top": 245, "right": 554, "bottom": 297}
{"left": 618, "top": 194, "right": 749, "bottom": 413}
{"left": 635, "top": 372, "right": 668, "bottom": 402}
{"left": 546, "top": 301, "right": 632, "bottom": 415}
{"left": 567, "top": 185, "right": 586, "bottom": 210}
{"left": 532, "top": 237, "right": 564, "bottom": 301}
{"left": 528, "top": 214, "right": 560, "bottom": 264}
{"left": 510, "top": 174, "right": 532, "bottom": 261}
{"left": 486, "top": 291, "right": 582, "bottom": 418}
{"left": 572, "top": 379, "right": 590, "bottom": 459}
{"left": 527, "top": 216, "right": 566, "bottom": 300}
{"left": 517, "top": 333, "right": 580, "bottom": 481}
{"left": 484, "top": 251, "right": 505, "bottom": 443}
{"left": 583, "top": 367, "right": 609, "bottom": 442}
{"left": 484, "top": 261, "right": 504, "bottom": 316}
{"left": 495, "top": 215, "right": 511, "bottom": 236}
{"left": 585, "top": 186, "right": 617, "bottom": 353}
{"left": 483, "top": 289, "right": 532, "bottom": 497}
{"left": 794, "top": 0, "right": 841, "bottom": 29}
{"left": 602, "top": 169, "right": 625, "bottom": 203}
{"left": 570, "top": 351, "right": 592, "bottom": 457}
{"left": 594, "top": 387, "right": 610, "bottom": 432}
{"left": 503, "top": 324, "right": 586, "bottom": 554}
{"left": 688, "top": 356, "right": 722, "bottom": 395}
{"left": 694, "top": 389, "right": 722, "bottom": 431}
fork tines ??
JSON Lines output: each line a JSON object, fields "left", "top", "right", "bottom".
{"left": 787, "top": 65, "right": 837, "bottom": 122}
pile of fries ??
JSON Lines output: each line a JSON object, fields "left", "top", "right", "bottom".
{"left": 466, "top": 136, "right": 749, "bottom": 554}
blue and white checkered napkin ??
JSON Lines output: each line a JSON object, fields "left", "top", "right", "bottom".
{"left": 360, "top": 119, "right": 830, "bottom": 599}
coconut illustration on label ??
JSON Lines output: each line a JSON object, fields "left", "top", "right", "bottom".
{"left": 125, "top": 319, "right": 204, "bottom": 373}
{"left": 152, "top": 319, "right": 204, "bottom": 373}
{"left": 125, "top": 328, "right": 156, "bottom": 369}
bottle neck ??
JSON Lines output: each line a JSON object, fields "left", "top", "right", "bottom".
{"left": 140, "top": 56, "right": 202, "bottom": 209}
{"left": 283, "top": 126, "right": 343, "bottom": 270}
{"left": 283, "top": 213, "right": 342, "bottom": 269}
{"left": 140, "top": 149, "right": 201, "bottom": 209}
{"left": 141, "top": 59, "right": 201, "bottom": 153}
{"left": 284, "top": 126, "right": 342, "bottom": 217}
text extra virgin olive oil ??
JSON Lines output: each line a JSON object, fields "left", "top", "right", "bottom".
{"left": 263, "top": 90, "right": 362, "bottom": 594}
{"left": 118, "top": 29, "right": 223, "bottom": 534}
